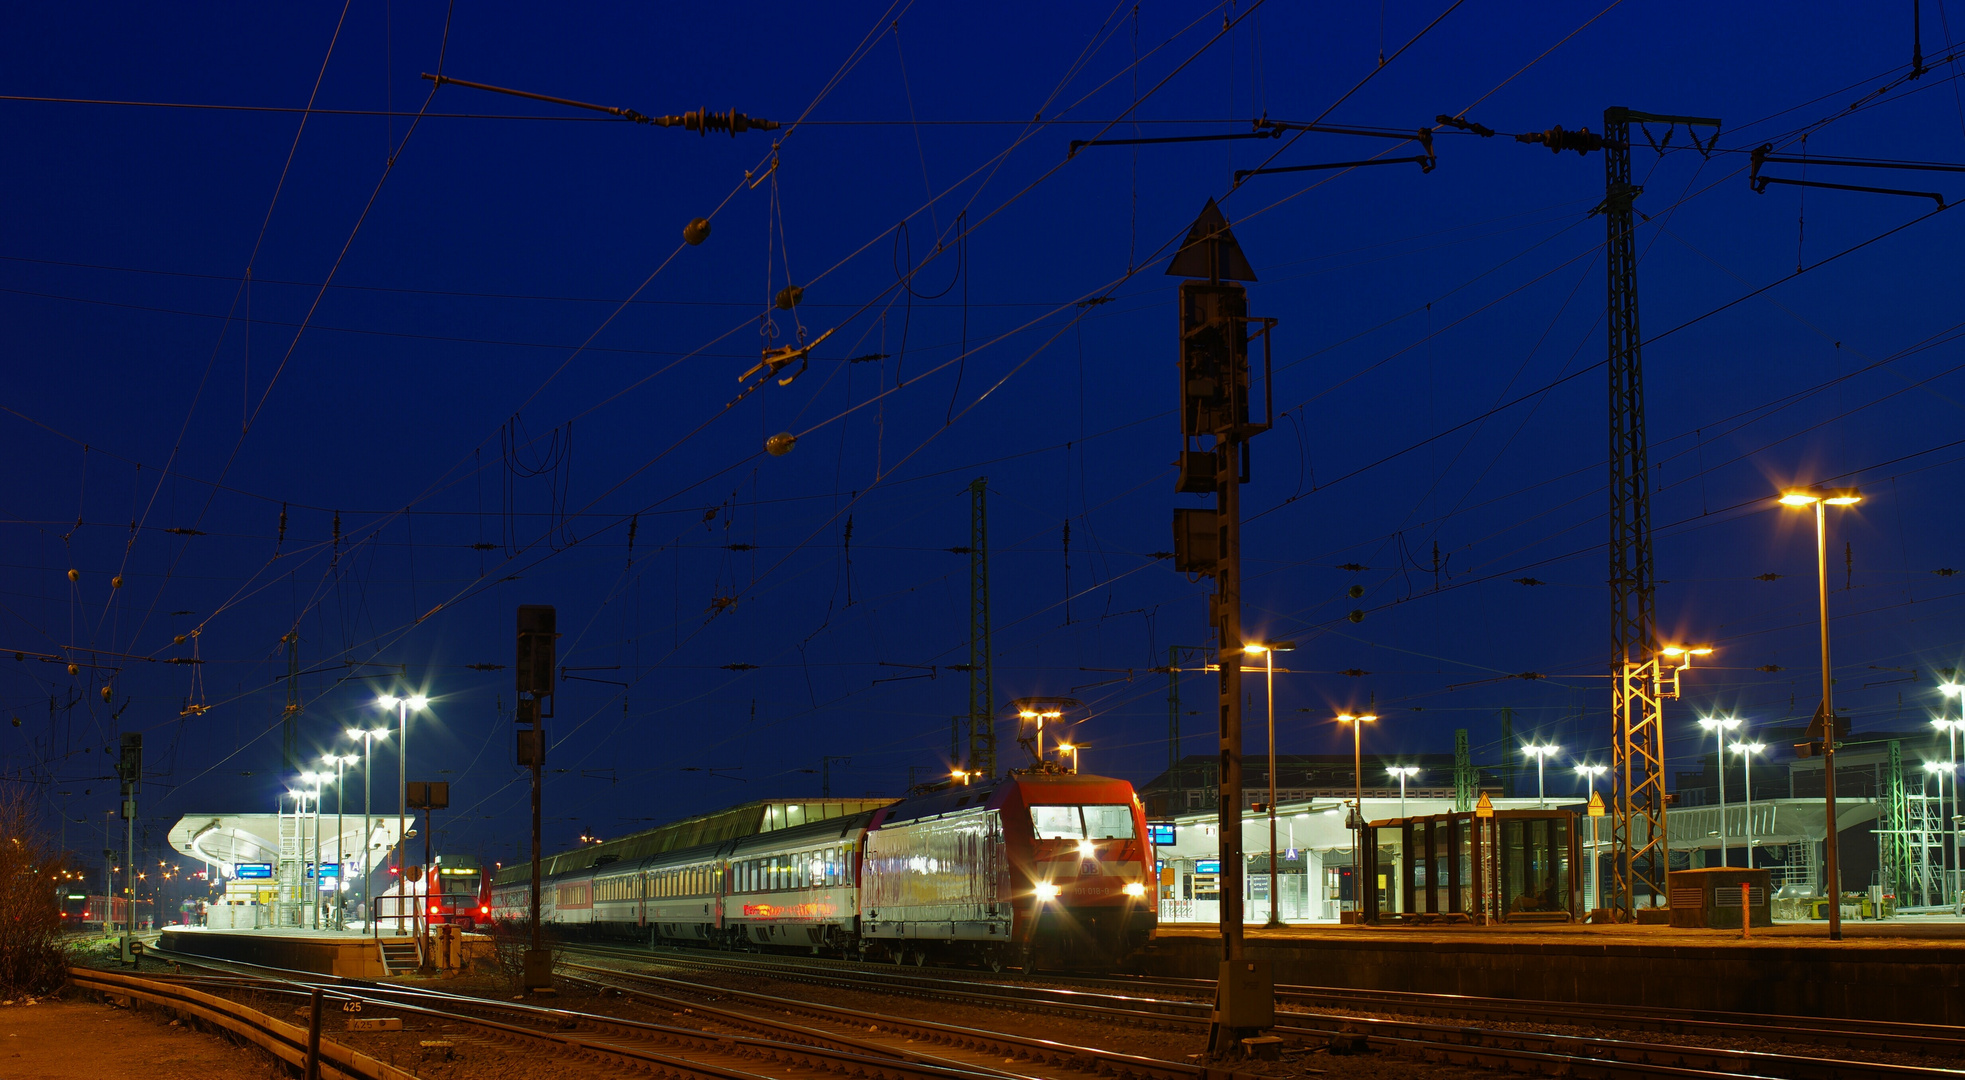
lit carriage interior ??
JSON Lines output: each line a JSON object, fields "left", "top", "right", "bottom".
{"left": 491, "top": 774, "right": 1157, "bottom": 971}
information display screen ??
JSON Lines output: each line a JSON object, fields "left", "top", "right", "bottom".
{"left": 234, "top": 863, "right": 273, "bottom": 880}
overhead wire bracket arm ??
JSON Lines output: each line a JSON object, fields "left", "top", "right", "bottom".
{"left": 1255, "top": 118, "right": 1434, "bottom": 152}
{"left": 1235, "top": 155, "right": 1434, "bottom": 181}
{"left": 1068, "top": 129, "right": 1282, "bottom": 157}
{"left": 420, "top": 73, "right": 778, "bottom": 134}
{"left": 1748, "top": 143, "right": 1961, "bottom": 206}
{"left": 1753, "top": 175, "right": 1945, "bottom": 207}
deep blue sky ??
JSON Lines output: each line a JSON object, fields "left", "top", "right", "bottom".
{"left": 7, "top": 1, "right": 1965, "bottom": 868}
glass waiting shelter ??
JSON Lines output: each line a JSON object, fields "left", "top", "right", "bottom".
{"left": 1360, "top": 809, "right": 1581, "bottom": 924}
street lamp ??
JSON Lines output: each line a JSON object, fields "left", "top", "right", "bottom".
{"left": 1575, "top": 763, "right": 1608, "bottom": 910}
{"left": 1928, "top": 761, "right": 1958, "bottom": 907}
{"left": 1779, "top": 485, "right": 1861, "bottom": 940}
{"left": 1386, "top": 766, "right": 1420, "bottom": 819}
{"left": 1932, "top": 700, "right": 1963, "bottom": 906}
{"left": 1698, "top": 716, "right": 1743, "bottom": 866}
{"left": 376, "top": 693, "right": 428, "bottom": 937}
{"left": 1247, "top": 640, "right": 1295, "bottom": 928}
{"left": 298, "top": 772, "right": 331, "bottom": 929}
{"left": 1337, "top": 712, "right": 1377, "bottom": 923}
{"left": 1521, "top": 743, "right": 1561, "bottom": 807}
{"left": 346, "top": 726, "right": 389, "bottom": 929}
{"left": 1012, "top": 700, "right": 1071, "bottom": 766}
{"left": 322, "top": 752, "right": 357, "bottom": 930}
{"left": 1729, "top": 742, "right": 1766, "bottom": 867}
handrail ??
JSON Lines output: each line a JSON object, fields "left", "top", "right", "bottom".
{"left": 68, "top": 967, "right": 414, "bottom": 1080}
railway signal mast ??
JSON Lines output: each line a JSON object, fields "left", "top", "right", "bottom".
{"left": 516, "top": 604, "right": 556, "bottom": 991}
{"left": 1165, "top": 199, "right": 1278, "bottom": 1053}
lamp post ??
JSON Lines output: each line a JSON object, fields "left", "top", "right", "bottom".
{"left": 376, "top": 694, "right": 428, "bottom": 937}
{"left": 1522, "top": 743, "right": 1561, "bottom": 807}
{"left": 1779, "top": 485, "right": 1862, "bottom": 941}
{"left": 346, "top": 727, "right": 389, "bottom": 929}
{"left": 1698, "top": 716, "right": 1742, "bottom": 866}
{"left": 1248, "top": 641, "right": 1295, "bottom": 928}
{"left": 1011, "top": 699, "right": 1073, "bottom": 767}
{"left": 1933, "top": 700, "right": 1963, "bottom": 906}
{"left": 1386, "top": 766, "right": 1420, "bottom": 820}
{"left": 323, "top": 753, "right": 356, "bottom": 930}
{"left": 285, "top": 786, "right": 309, "bottom": 928}
{"left": 1337, "top": 713, "right": 1377, "bottom": 923}
{"left": 1576, "top": 763, "right": 1608, "bottom": 910}
{"left": 299, "top": 772, "right": 329, "bottom": 929}
{"left": 1729, "top": 742, "right": 1765, "bottom": 868}
{"left": 1927, "top": 761, "right": 1957, "bottom": 907}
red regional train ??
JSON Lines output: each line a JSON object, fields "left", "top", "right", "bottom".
{"left": 490, "top": 770, "right": 1155, "bottom": 970}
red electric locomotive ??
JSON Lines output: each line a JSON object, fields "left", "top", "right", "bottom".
{"left": 860, "top": 769, "right": 1154, "bottom": 970}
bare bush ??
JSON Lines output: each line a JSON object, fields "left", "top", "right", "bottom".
{"left": 0, "top": 786, "right": 69, "bottom": 997}
{"left": 483, "top": 919, "right": 539, "bottom": 989}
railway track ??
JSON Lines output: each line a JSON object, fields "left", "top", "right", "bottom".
{"left": 563, "top": 941, "right": 1965, "bottom": 1080}
{"left": 135, "top": 944, "right": 1210, "bottom": 1080}
{"left": 570, "top": 940, "right": 1965, "bottom": 1058}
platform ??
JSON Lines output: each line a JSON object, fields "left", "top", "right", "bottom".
{"left": 159, "top": 926, "right": 408, "bottom": 978}
{"left": 1141, "top": 920, "right": 1965, "bottom": 1024}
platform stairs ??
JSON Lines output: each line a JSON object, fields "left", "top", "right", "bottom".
{"left": 377, "top": 936, "right": 422, "bottom": 975}
{"left": 373, "top": 893, "right": 424, "bottom": 974}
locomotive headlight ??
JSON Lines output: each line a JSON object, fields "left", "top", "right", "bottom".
{"left": 1077, "top": 840, "right": 1095, "bottom": 858}
{"left": 1034, "top": 881, "right": 1060, "bottom": 902}
{"left": 1123, "top": 882, "right": 1146, "bottom": 898}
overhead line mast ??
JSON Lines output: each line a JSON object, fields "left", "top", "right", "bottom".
{"left": 1470, "top": 107, "right": 1721, "bottom": 916}
{"left": 965, "top": 478, "right": 995, "bottom": 779}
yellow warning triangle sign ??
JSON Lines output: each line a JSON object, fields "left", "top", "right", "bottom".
{"left": 1474, "top": 791, "right": 1494, "bottom": 818}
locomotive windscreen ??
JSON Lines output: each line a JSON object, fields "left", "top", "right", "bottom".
{"left": 1028, "top": 804, "right": 1137, "bottom": 840}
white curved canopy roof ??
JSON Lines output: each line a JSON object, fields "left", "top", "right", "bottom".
{"left": 168, "top": 813, "right": 411, "bottom": 878}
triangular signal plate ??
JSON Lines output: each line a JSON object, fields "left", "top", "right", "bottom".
{"left": 1165, "top": 197, "right": 1257, "bottom": 281}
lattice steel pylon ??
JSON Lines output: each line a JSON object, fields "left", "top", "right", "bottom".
{"left": 1611, "top": 658, "right": 1669, "bottom": 909}
{"left": 1881, "top": 741, "right": 1914, "bottom": 904}
{"left": 1453, "top": 729, "right": 1473, "bottom": 813}
{"left": 964, "top": 477, "right": 996, "bottom": 779}
{"left": 1599, "top": 107, "right": 1721, "bottom": 918}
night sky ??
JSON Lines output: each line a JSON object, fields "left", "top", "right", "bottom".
{"left": 7, "top": 1, "right": 1965, "bottom": 870}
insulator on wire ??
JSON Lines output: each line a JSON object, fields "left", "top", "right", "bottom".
{"left": 657, "top": 109, "right": 780, "bottom": 136}
{"left": 1514, "top": 125, "right": 1602, "bottom": 155}
{"left": 684, "top": 218, "right": 712, "bottom": 245}
{"left": 765, "top": 432, "right": 797, "bottom": 457}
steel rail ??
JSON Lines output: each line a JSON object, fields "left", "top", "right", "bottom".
{"left": 138, "top": 947, "right": 1060, "bottom": 1080}
{"left": 560, "top": 961, "right": 1208, "bottom": 1080}
{"left": 563, "top": 944, "right": 1965, "bottom": 1080}
{"left": 67, "top": 966, "right": 408, "bottom": 1080}
{"left": 574, "top": 941, "right": 1965, "bottom": 1058}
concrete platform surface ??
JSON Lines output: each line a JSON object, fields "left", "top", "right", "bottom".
{"left": 159, "top": 927, "right": 389, "bottom": 978}
{"left": 1141, "top": 920, "right": 1965, "bottom": 1024}
{"left": 163, "top": 926, "right": 415, "bottom": 941}
{"left": 1156, "top": 916, "right": 1965, "bottom": 947}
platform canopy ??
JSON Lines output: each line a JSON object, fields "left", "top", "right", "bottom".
{"left": 167, "top": 813, "right": 410, "bottom": 879}
{"left": 1663, "top": 797, "right": 1878, "bottom": 851}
